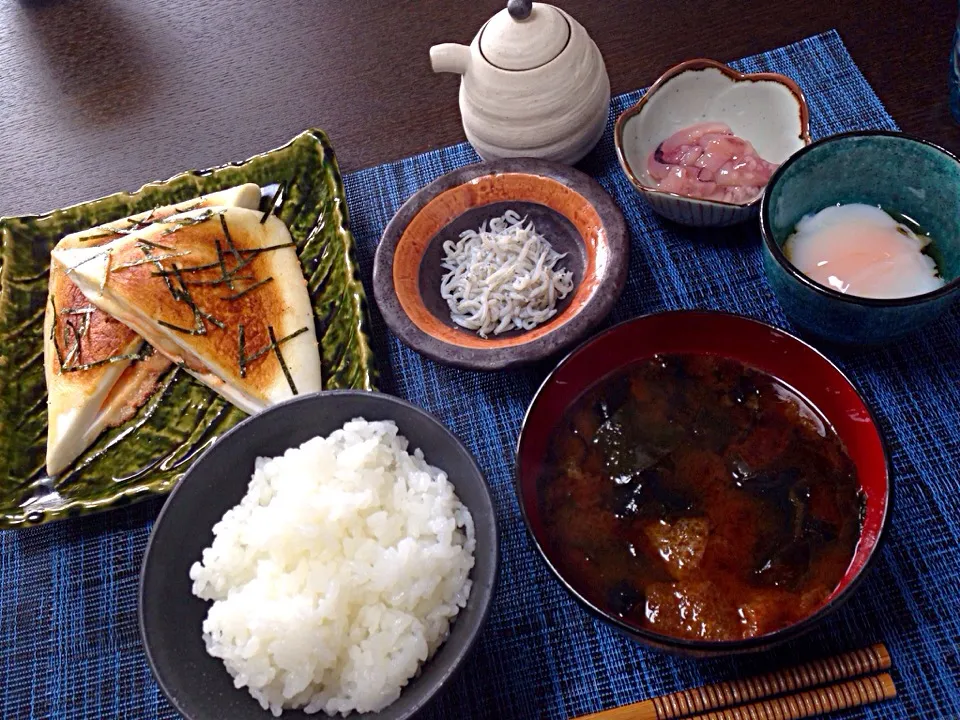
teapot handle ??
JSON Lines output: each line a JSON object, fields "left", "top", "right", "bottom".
{"left": 430, "top": 43, "right": 471, "bottom": 75}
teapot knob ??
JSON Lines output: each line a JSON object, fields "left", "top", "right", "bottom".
{"left": 507, "top": 0, "right": 532, "bottom": 20}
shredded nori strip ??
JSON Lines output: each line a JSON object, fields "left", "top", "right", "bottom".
{"left": 141, "top": 243, "right": 225, "bottom": 334}
{"left": 149, "top": 243, "right": 295, "bottom": 277}
{"left": 260, "top": 182, "right": 286, "bottom": 224}
{"left": 136, "top": 208, "right": 159, "bottom": 225}
{"left": 77, "top": 203, "right": 199, "bottom": 242}
{"left": 158, "top": 319, "right": 203, "bottom": 335}
{"left": 49, "top": 297, "right": 65, "bottom": 368}
{"left": 59, "top": 293, "right": 94, "bottom": 366}
{"left": 59, "top": 350, "right": 147, "bottom": 373}
{"left": 100, "top": 252, "right": 112, "bottom": 293}
{"left": 78, "top": 209, "right": 159, "bottom": 242}
{"left": 159, "top": 208, "right": 224, "bottom": 236}
{"left": 50, "top": 295, "right": 150, "bottom": 373}
{"left": 136, "top": 238, "right": 176, "bottom": 252}
{"left": 62, "top": 319, "right": 82, "bottom": 368}
{"left": 269, "top": 326, "right": 298, "bottom": 395}
{"left": 75, "top": 309, "right": 92, "bottom": 342}
{"left": 214, "top": 239, "right": 233, "bottom": 290}
{"left": 237, "top": 325, "right": 308, "bottom": 379}
{"left": 77, "top": 227, "right": 118, "bottom": 242}
{"left": 237, "top": 324, "right": 247, "bottom": 378}
{"left": 140, "top": 246, "right": 181, "bottom": 303}
{"left": 52, "top": 297, "right": 87, "bottom": 369}
{"left": 243, "top": 326, "right": 308, "bottom": 365}
{"left": 173, "top": 201, "right": 201, "bottom": 214}
{"left": 123, "top": 209, "right": 159, "bottom": 231}
{"left": 221, "top": 276, "right": 273, "bottom": 301}
{"left": 113, "top": 250, "right": 191, "bottom": 271}
{"left": 220, "top": 214, "right": 243, "bottom": 266}
{"left": 204, "top": 314, "right": 227, "bottom": 331}
{"left": 169, "top": 264, "right": 224, "bottom": 333}
{"left": 181, "top": 273, "right": 255, "bottom": 287}
{"left": 151, "top": 261, "right": 219, "bottom": 275}
{"left": 141, "top": 247, "right": 224, "bottom": 334}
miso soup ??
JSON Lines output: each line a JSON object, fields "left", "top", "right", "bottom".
{"left": 537, "top": 353, "right": 863, "bottom": 642}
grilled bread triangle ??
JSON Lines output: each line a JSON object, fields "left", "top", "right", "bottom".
{"left": 44, "top": 184, "right": 261, "bottom": 475}
{"left": 52, "top": 206, "right": 321, "bottom": 417}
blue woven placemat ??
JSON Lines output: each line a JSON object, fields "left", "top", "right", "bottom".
{"left": 2, "top": 30, "right": 958, "bottom": 720}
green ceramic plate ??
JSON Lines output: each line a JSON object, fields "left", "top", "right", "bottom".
{"left": 0, "top": 129, "right": 376, "bottom": 529}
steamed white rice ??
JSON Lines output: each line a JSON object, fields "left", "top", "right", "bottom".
{"left": 189, "top": 418, "right": 476, "bottom": 716}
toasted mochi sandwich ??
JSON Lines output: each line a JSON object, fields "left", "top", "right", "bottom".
{"left": 52, "top": 206, "right": 322, "bottom": 419}
{"left": 44, "top": 184, "right": 261, "bottom": 476}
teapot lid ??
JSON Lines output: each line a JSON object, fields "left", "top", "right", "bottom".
{"left": 480, "top": 1, "right": 570, "bottom": 71}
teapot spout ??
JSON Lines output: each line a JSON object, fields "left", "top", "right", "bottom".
{"left": 430, "top": 43, "right": 470, "bottom": 75}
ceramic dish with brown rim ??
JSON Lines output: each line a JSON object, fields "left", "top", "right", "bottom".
{"left": 373, "top": 159, "right": 629, "bottom": 371}
{"left": 615, "top": 58, "right": 811, "bottom": 227}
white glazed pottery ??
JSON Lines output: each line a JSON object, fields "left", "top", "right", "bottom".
{"left": 615, "top": 59, "right": 811, "bottom": 227}
{"left": 430, "top": 0, "right": 610, "bottom": 165}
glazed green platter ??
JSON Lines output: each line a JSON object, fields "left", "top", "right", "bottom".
{"left": 0, "top": 129, "right": 376, "bottom": 529}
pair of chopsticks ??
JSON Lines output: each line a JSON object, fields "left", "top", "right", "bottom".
{"left": 573, "top": 643, "right": 895, "bottom": 720}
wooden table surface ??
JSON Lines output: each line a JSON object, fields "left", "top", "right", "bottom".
{"left": 1, "top": 0, "right": 958, "bottom": 218}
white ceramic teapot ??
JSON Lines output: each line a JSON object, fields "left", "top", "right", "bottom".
{"left": 430, "top": 0, "right": 610, "bottom": 165}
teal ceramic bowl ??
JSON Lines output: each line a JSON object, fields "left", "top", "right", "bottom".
{"left": 760, "top": 130, "right": 960, "bottom": 344}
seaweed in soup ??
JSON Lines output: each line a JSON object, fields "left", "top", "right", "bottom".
{"left": 538, "top": 353, "right": 861, "bottom": 642}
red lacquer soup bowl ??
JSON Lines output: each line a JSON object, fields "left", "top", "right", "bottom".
{"left": 515, "top": 310, "right": 891, "bottom": 655}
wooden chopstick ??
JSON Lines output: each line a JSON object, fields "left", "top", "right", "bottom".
{"left": 684, "top": 673, "right": 896, "bottom": 720}
{"left": 573, "top": 643, "right": 892, "bottom": 720}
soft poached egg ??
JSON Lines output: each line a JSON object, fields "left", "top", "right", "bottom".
{"left": 783, "top": 203, "right": 945, "bottom": 299}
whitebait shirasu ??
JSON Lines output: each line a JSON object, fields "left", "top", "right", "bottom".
{"left": 439, "top": 209, "right": 575, "bottom": 337}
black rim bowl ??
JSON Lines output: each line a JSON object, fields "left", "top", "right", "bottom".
{"left": 514, "top": 311, "right": 893, "bottom": 655}
{"left": 139, "top": 390, "right": 499, "bottom": 719}
{"left": 760, "top": 129, "right": 960, "bottom": 309}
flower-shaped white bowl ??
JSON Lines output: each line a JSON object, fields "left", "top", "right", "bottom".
{"left": 615, "top": 59, "right": 811, "bottom": 227}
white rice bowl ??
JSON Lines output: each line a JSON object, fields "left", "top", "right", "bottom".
{"left": 189, "top": 418, "right": 476, "bottom": 717}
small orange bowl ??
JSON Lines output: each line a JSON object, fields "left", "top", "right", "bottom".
{"left": 373, "top": 159, "right": 629, "bottom": 370}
